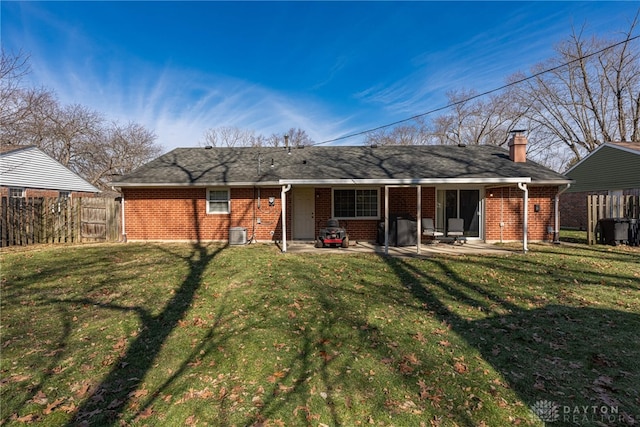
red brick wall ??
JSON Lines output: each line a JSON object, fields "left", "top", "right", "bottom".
{"left": 485, "top": 186, "right": 556, "bottom": 242}
{"left": 560, "top": 192, "right": 590, "bottom": 230}
{"left": 0, "top": 187, "right": 97, "bottom": 198}
{"left": 313, "top": 187, "right": 381, "bottom": 241}
{"left": 313, "top": 187, "right": 436, "bottom": 242}
{"left": 123, "top": 185, "right": 556, "bottom": 243}
{"left": 123, "top": 187, "right": 284, "bottom": 242}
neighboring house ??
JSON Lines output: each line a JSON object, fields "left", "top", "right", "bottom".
{"left": 560, "top": 142, "right": 640, "bottom": 229}
{"left": 0, "top": 145, "right": 101, "bottom": 198}
{"left": 112, "top": 132, "right": 571, "bottom": 252}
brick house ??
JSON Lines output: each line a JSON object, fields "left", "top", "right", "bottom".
{"left": 560, "top": 142, "right": 640, "bottom": 229}
{"left": 112, "top": 132, "right": 571, "bottom": 252}
{"left": 0, "top": 145, "right": 100, "bottom": 198}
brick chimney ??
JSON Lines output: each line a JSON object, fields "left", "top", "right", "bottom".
{"left": 508, "top": 130, "right": 528, "bottom": 163}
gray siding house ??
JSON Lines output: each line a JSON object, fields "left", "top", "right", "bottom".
{"left": 560, "top": 142, "right": 640, "bottom": 229}
{"left": 0, "top": 145, "right": 100, "bottom": 197}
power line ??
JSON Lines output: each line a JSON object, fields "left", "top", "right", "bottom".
{"left": 312, "top": 33, "right": 640, "bottom": 146}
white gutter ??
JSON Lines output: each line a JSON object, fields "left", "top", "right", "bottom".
{"left": 279, "top": 177, "right": 532, "bottom": 186}
{"left": 281, "top": 184, "right": 292, "bottom": 252}
{"left": 554, "top": 183, "right": 571, "bottom": 243}
{"left": 517, "top": 182, "right": 528, "bottom": 253}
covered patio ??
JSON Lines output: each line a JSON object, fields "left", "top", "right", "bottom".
{"left": 281, "top": 240, "right": 517, "bottom": 257}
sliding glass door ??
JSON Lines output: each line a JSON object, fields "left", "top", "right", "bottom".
{"left": 436, "top": 189, "right": 481, "bottom": 238}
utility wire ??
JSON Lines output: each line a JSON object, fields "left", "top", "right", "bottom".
{"left": 312, "top": 33, "right": 640, "bottom": 146}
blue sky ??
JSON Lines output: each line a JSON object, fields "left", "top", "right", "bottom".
{"left": 2, "top": 1, "right": 638, "bottom": 152}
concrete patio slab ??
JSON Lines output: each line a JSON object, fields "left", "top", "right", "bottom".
{"left": 283, "top": 241, "right": 517, "bottom": 257}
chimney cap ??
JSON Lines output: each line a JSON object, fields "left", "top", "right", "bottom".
{"left": 510, "top": 129, "right": 527, "bottom": 134}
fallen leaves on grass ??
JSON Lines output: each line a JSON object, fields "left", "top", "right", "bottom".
{"left": 267, "top": 370, "right": 287, "bottom": 383}
{"left": 453, "top": 357, "right": 468, "bottom": 374}
{"left": 417, "top": 379, "right": 444, "bottom": 408}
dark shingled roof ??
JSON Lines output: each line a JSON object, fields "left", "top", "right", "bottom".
{"left": 112, "top": 145, "right": 570, "bottom": 186}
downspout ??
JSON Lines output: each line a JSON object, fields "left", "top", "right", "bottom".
{"left": 281, "top": 184, "right": 292, "bottom": 252}
{"left": 554, "top": 183, "right": 571, "bottom": 244}
{"left": 517, "top": 182, "right": 528, "bottom": 253}
{"left": 113, "top": 186, "right": 126, "bottom": 243}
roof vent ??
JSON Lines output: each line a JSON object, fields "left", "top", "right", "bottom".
{"left": 204, "top": 145, "right": 213, "bottom": 149}
{"left": 458, "top": 143, "right": 467, "bottom": 147}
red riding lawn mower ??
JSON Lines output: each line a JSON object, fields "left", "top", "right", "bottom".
{"left": 315, "top": 218, "right": 350, "bottom": 248}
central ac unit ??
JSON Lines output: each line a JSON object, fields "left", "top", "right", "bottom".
{"left": 229, "top": 227, "right": 247, "bottom": 245}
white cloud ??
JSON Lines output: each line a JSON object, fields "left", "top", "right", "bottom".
{"left": 26, "top": 53, "right": 359, "bottom": 151}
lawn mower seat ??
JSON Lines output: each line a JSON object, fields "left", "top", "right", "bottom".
{"left": 316, "top": 218, "right": 349, "bottom": 248}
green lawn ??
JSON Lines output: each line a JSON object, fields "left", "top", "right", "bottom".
{"left": 1, "top": 242, "right": 639, "bottom": 426}
{"left": 559, "top": 229, "right": 588, "bottom": 245}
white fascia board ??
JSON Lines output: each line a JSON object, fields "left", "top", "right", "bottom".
{"left": 278, "top": 177, "right": 532, "bottom": 186}
{"left": 529, "top": 179, "right": 574, "bottom": 186}
{"left": 112, "top": 181, "right": 281, "bottom": 188}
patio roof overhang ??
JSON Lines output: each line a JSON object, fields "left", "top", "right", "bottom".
{"left": 279, "top": 177, "right": 537, "bottom": 255}
{"left": 278, "top": 177, "right": 533, "bottom": 186}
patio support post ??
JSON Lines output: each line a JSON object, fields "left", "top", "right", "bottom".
{"left": 281, "top": 184, "right": 292, "bottom": 252}
{"left": 554, "top": 183, "right": 571, "bottom": 243}
{"left": 384, "top": 186, "right": 389, "bottom": 255}
{"left": 518, "top": 182, "right": 528, "bottom": 253}
{"left": 417, "top": 185, "right": 421, "bottom": 255}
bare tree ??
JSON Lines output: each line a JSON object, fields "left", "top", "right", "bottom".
{"left": 201, "top": 126, "right": 256, "bottom": 147}
{"left": 428, "top": 89, "right": 526, "bottom": 147}
{"left": 285, "top": 127, "right": 314, "bottom": 147}
{"left": 263, "top": 133, "right": 282, "bottom": 147}
{"left": 1, "top": 50, "right": 162, "bottom": 189}
{"left": 200, "top": 126, "right": 314, "bottom": 148}
{"left": 364, "top": 90, "right": 523, "bottom": 148}
{"left": 365, "top": 119, "right": 429, "bottom": 146}
{"left": 0, "top": 49, "right": 56, "bottom": 146}
{"left": 47, "top": 103, "right": 104, "bottom": 169}
{"left": 85, "top": 121, "right": 160, "bottom": 188}
{"left": 377, "top": 18, "right": 640, "bottom": 172}
{"left": 512, "top": 18, "right": 640, "bottom": 161}
{"left": 0, "top": 48, "right": 30, "bottom": 124}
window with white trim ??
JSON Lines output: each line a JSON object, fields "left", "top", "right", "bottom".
{"left": 206, "top": 188, "right": 230, "bottom": 214}
{"left": 9, "top": 188, "right": 25, "bottom": 198}
{"left": 333, "top": 188, "right": 379, "bottom": 219}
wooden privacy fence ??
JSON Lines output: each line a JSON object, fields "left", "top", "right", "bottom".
{"left": 587, "top": 194, "right": 640, "bottom": 245}
{"left": 0, "top": 196, "right": 121, "bottom": 247}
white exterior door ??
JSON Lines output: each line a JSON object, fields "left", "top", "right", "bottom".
{"left": 293, "top": 187, "right": 315, "bottom": 240}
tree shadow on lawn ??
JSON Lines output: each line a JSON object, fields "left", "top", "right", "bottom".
{"left": 239, "top": 254, "right": 526, "bottom": 426}
{"left": 11, "top": 242, "right": 635, "bottom": 425}
{"left": 384, "top": 256, "right": 640, "bottom": 426}
{"left": 64, "top": 242, "right": 226, "bottom": 426}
